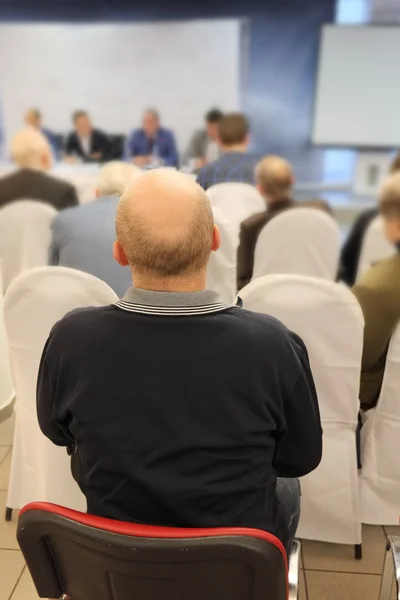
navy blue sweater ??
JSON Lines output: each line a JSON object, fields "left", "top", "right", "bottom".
{"left": 37, "top": 289, "right": 322, "bottom": 544}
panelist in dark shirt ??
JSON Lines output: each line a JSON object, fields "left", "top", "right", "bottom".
{"left": 64, "top": 110, "right": 110, "bottom": 163}
{"left": 37, "top": 169, "right": 322, "bottom": 556}
{"left": 124, "top": 109, "right": 178, "bottom": 168}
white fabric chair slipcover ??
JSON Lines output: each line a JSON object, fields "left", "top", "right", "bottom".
{"left": 0, "top": 271, "right": 14, "bottom": 413}
{"left": 253, "top": 207, "right": 340, "bottom": 281}
{"left": 0, "top": 200, "right": 57, "bottom": 292}
{"left": 240, "top": 274, "right": 364, "bottom": 544}
{"left": 4, "top": 266, "right": 118, "bottom": 511}
{"left": 356, "top": 215, "right": 394, "bottom": 281}
{"left": 207, "top": 183, "right": 265, "bottom": 237}
{"left": 53, "top": 165, "right": 100, "bottom": 205}
{"left": 206, "top": 206, "right": 238, "bottom": 303}
{"left": 360, "top": 325, "right": 400, "bottom": 524}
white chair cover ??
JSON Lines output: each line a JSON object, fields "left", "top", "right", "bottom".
{"left": 240, "top": 274, "right": 364, "bottom": 544}
{"left": 356, "top": 215, "right": 394, "bottom": 281}
{"left": 4, "top": 267, "right": 118, "bottom": 511}
{"left": 0, "top": 200, "right": 57, "bottom": 292}
{"left": 207, "top": 206, "right": 238, "bottom": 303}
{"left": 360, "top": 325, "right": 400, "bottom": 524}
{"left": 253, "top": 207, "right": 340, "bottom": 281}
{"left": 207, "top": 183, "right": 265, "bottom": 237}
{"left": 53, "top": 165, "right": 99, "bottom": 205}
{"left": 0, "top": 271, "right": 14, "bottom": 413}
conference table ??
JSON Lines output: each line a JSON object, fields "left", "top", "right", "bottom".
{"left": 0, "top": 163, "right": 197, "bottom": 206}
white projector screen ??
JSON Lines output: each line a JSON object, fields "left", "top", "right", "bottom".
{"left": 313, "top": 25, "right": 400, "bottom": 147}
{"left": 0, "top": 20, "right": 242, "bottom": 153}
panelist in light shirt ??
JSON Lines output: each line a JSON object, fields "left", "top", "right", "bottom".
{"left": 124, "top": 109, "right": 179, "bottom": 168}
{"left": 64, "top": 110, "right": 110, "bottom": 163}
{"left": 184, "top": 108, "right": 223, "bottom": 169}
{"left": 24, "top": 108, "right": 59, "bottom": 158}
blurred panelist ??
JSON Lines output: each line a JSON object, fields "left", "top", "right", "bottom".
{"left": 124, "top": 109, "right": 179, "bottom": 167}
{"left": 24, "top": 108, "right": 58, "bottom": 156}
{"left": 0, "top": 129, "right": 78, "bottom": 211}
{"left": 37, "top": 169, "right": 321, "bottom": 557}
{"left": 197, "top": 113, "right": 256, "bottom": 190}
{"left": 340, "top": 153, "right": 400, "bottom": 286}
{"left": 49, "top": 161, "right": 141, "bottom": 297}
{"left": 184, "top": 108, "right": 223, "bottom": 169}
{"left": 353, "top": 172, "right": 400, "bottom": 411}
{"left": 237, "top": 156, "right": 294, "bottom": 290}
{"left": 64, "top": 110, "right": 110, "bottom": 163}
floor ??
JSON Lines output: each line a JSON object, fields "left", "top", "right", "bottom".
{"left": 0, "top": 414, "right": 397, "bottom": 600}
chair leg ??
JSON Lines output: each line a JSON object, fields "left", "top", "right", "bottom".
{"left": 354, "top": 543, "right": 362, "bottom": 560}
{"left": 5, "top": 507, "right": 12, "bottom": 522}
{"left": 379, "top": 541, "right": 394, "bottom": 600}
{"left": 289, "top": 540, "right": 301, "bottom": 600}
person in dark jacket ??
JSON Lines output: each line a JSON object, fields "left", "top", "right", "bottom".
{"left": 0, "top": 128, "right": 78, "bottom": 212}
{"left": 64, "top": 110, "right": 110, "bottom": 163}
{"left": 37, "top": 169, "right": 322, "bottom": 557}
{"left": 340, "top": 153, "right": 400, "bottom": 286}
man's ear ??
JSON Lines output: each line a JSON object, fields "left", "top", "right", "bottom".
{"left": 211, "top": 224, "right": 221, "bottom": 252}
{"left": 113, "top": 240, "right": 130, "bottom": 266}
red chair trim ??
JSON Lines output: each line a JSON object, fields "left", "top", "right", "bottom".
{"left": 20, "top": 501, "right": 286, "bottom": 553}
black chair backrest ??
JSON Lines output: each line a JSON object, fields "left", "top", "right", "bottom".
{"left": 17, "top": 502, "right": 288, "bottom": 600}
{"left": 108, "top": 134, "right": 126, "bottom": 160}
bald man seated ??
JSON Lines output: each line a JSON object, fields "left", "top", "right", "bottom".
{"left": 0, "top": 129, "right": 78, "bottom": 212}
{"left": 237, "top": 156, "right": 295, "bottom": 290}
{"left": 37, "top": 169, "right": 322, "bottom": 557}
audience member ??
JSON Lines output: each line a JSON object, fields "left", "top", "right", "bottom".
{"left": 64, "top": 110, "right": 110, "bottom": 163}
{"left": 197, "top": 113, "right": 256, "bottom": 190}
{"left": 237, "top": 156, "right": 294, "bottom": 290}
{"left": 353, "top": 172, "right": 400, "bottom": 410}
{"left": 49, "top": 161, "right": 141, "bottom": 297}
{"left": 0, "top": 129, "right": 78, "bottom": 211}
{"left": 37, "top": 169, "right": 322, "bottom": 556}
{"left": 340, "top": 153, "right": 400, "bottom": 286}
{"left": 124, "top": 109, "right": 178, "bottom": 167}
{"left": 184, "top": 108, "right": 223, "bottom": 169}
{"left": 24, "top": 108, "right": 58, "bottom": 156}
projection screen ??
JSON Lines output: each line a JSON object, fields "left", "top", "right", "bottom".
{"left": 0, "top": 20, "right": 243, "bottom": 153}
{"left": 312, "top": 25, "right": 400, "bottom": 148}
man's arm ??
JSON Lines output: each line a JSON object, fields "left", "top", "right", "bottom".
{"left": 164, "top": 131, "right": 179, "bottom": 167}
{"left": 64, "top": 133, "right": 76, "bottom": 157}
{"left": 237, "top": 221, "right": 257, "bottom": 291}
{"left": 36, "top": 330, "right": 74, "bottom": 447}
{"left": 273, "top": 334, "right": 322, "bottom": 478}
{"left": 60, "top": 184, "right": 79, "bottom": 210}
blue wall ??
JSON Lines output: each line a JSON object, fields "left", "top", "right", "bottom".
{"left": 0, "top": 0, "right": 335, "bottom": 180}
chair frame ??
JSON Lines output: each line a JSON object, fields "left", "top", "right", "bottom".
{"left": 380, "top": 536, "right": 400, "bottom": 600}
{"left": 17, "top": 502, "right": 301, "bottom": 600}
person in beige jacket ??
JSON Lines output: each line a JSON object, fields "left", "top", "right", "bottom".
{"left": 353, "top": 172, "right": 400, "bottom": 410}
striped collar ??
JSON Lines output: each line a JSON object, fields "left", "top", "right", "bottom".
{"left": 114, "top": 287, "right": 233, "bottom": 316}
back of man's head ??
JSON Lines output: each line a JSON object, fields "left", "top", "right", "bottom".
{"left": 115, "top": 170, "right": 215, "bottom": 282}
{"left": 380, "top": 172, "right": 400, "bottom": 245}
{"left": 218, "top": 113, "right": 249, "bottom": 149}
{"left": 256, "top": 155, "right": 294, "bottom": 204}
{"left": 10, "top": 128, "right": 52, "bottom": 171}
{"left": 390, "top": 153, "right": 400, "bottom": 174}
{"left": 96, "top": 161, "right": 142, "bottom": 198}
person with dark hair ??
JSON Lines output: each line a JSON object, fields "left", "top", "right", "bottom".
{"left": 196, "top": 113, "right": 257, "bottom": 190}
{"left": 340, "top": 153, "right": 400, "bottom": 286}
{"left": 353, "top": 172, "right": 400, "bottom": 410}
{"left": 184, "top": 108, "right": 224, "bottom": 169}
{"left": 37, "top": 169, "right": 322, "bottom": 558}
{"left": 124, "top": 109, "right": 178, "bottom": 168}
{"left": 64, "top": 111, "right": 110, "bottom": 163}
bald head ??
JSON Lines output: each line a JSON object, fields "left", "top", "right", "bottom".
{"left": 115, "top": 170, "right": 215, "bottom": 279}
{"left": 11, "top": 128, "right": 52, "bottom": 170}
{"left": 256, "top": 155, "right": 293, "bottom": 203}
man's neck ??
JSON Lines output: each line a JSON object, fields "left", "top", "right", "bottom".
{"left": 221, "top": 144, "right": 247, "bottom": 153}
{"left": 133, "top": 272, "right": 207, "bottom": 293}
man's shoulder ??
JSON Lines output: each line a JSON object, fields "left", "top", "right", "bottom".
{"left": 160, "top": 127, "right": 175, "bottom": 139}
{"left": 38, "top": 171, "right": 75, "bottom": 193}
{"left": 51, "top": 305, "right": 118, "bottom": 338}
{"left": 241, "top": 211, "right": 268, "bottom": 232}
{"left": 93, "top": 128, "right": 108, "bottom": 139}
{"left": 230, "top": 306, "right": 299, "bottom": 346}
